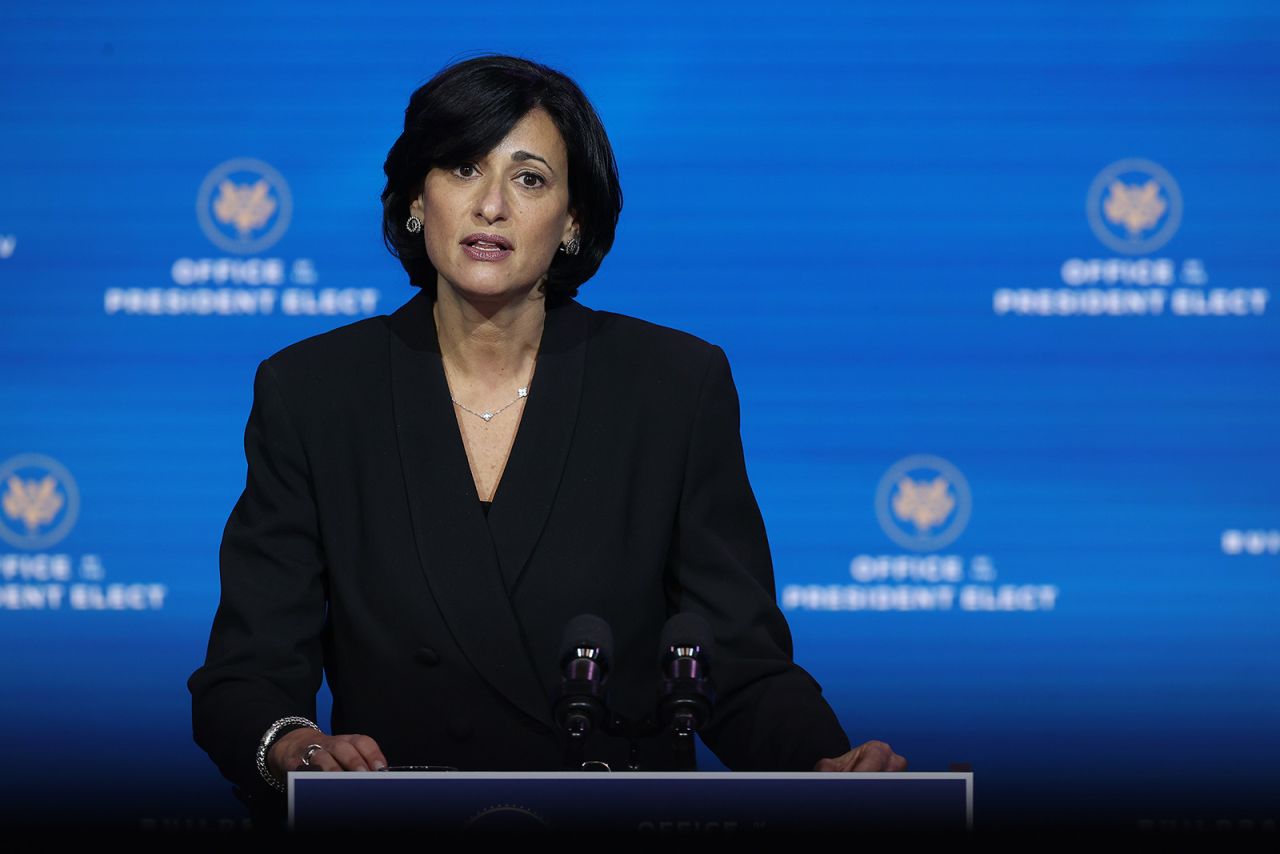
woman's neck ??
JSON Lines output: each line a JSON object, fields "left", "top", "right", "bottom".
{"left": 432, "top": 285, "right": 545, "bottom": 392}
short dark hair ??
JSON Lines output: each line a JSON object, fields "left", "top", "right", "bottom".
{"left": 381, "top": 54, "right": 623, "bottom": 306}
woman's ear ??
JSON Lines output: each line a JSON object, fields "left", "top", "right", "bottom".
{"left": 563, "top": 208, "right": 579, "bottom": 244}
{"left": 410, "top": 174, "right": 430, "bottom": 219}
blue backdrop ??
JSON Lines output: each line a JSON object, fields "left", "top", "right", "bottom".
{"left": 1, "top": 0, "right": 1276, "bottom": 831}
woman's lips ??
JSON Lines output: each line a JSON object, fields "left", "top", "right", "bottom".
{"left": 461, "top": 241, "right": 513, "bottom": 261}
{"left": 463, "top": 236, "right": 512, "bottom": 261}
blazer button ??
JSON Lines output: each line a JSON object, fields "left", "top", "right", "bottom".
{"left": 447, "top": 716, "right": 473, "bottom": 742}
{"left": 415, "top": 647, "right": 440, "bottom": 667}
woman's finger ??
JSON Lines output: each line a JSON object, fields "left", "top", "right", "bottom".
{"left": 344, "top": 734, "right": 389, "bottom": 771}
{"left": 298, "top": 741, "right": 341, "bottom": 772}
{"left": 850, "top": 741, "right": 895, "bottom": 771}
{"left": 324, "top": 739, "right": 372, "bottom": 771}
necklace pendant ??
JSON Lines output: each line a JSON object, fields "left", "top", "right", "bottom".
{"left": 481, "top": 411, "right": 494, "bottom": 422}
{"left": 517, "top": 387, "right": 528, "bottom": 397}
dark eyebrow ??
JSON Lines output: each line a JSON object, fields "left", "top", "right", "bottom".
{"left": 512, "top": 150, "right": 554, "bottom": 175}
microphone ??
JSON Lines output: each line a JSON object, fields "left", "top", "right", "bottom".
{"left": 657, "top": 612, "right": 715, "bottom": 769}
{"left": 554, "top": 614, "right": 613, "bottom": 768}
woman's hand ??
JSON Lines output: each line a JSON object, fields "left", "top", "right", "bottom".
{"left": 814, "top": 740, "right": 908, "bottom": 772}
{"left": 268, "top": 728, "right": 388, "bottom": 783}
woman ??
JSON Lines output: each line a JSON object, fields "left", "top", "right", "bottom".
{"left": 189, "top": 54, "right": 905, "bottom": 825}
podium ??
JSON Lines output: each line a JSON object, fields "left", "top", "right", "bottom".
{"left": 287, "top": 771, "right": 972, "bottom": 832}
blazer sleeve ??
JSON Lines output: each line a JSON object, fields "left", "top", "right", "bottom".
{"left": 187, "top": 358, "right": 328, "bottom": 812}
{"left": 665, "top": 345, "right": 852, "bottom": 770}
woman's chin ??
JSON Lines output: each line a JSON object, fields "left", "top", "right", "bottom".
{"left": 450, "top": 277, "right": 542, "bottom": 299}
{"left": 439, "top": 280, "right": 545, "bottom": 310}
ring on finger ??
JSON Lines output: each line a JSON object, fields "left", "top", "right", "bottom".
{"left": 301, "top": 743, "right": 325, "bottom": 767}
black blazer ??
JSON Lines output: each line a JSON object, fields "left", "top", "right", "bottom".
{"left": 188, "top": 288, "right": 850, "bottom": 816}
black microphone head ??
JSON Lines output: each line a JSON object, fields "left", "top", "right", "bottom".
{"left": 560, "top": 613, "right": 613, "bottom": 669}
{"left": 659, "top": 611, "right": 715, "bottom": 665}
{"left": 657, "top": 612, "right": 715, "bottom": 732}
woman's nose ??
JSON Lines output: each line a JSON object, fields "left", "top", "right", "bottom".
{"left": 474, "top": 174, "right": 509, "bottom": 223}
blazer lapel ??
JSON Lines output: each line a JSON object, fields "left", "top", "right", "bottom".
{"left": 386, "top": 289, "right": 587, "bottom": 732}
{"left": 485, "top": 296, "right": 588, "bottom": 594}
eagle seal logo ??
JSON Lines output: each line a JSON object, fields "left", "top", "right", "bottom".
{"left": 465, "top": 803, "right": 550, "bottom": 830}
{"left": 875, "top": 455, "right": 971, "bottom": 551}
{"left": 196, "top": 157, "right": 293, "bottom": 254}
{"left": 1086, "top": 158, "right": 1182, "bottom": 255}
{"left": 0, "top": 453, "right": 80, "bottom": 550}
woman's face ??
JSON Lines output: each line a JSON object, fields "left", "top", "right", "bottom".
{"left": 410, "top": 107, "right": 578, "bottom": 306}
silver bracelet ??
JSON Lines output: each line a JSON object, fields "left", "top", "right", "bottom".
{"left": 256, "top": 715, "right": 321, "bottom": 793}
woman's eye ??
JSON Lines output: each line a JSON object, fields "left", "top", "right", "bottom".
{"left": 453, "top": 164, "right": 477, "bottom": 178}
{"left": 518, "top": 171, "right": 546, "bottom": 189}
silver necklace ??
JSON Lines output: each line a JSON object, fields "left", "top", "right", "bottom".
{"left": 451, "top": 385, "right": 529, "bottom": 422}
{"left": 440, "top": 338, "right": 536, "bottom": 422}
